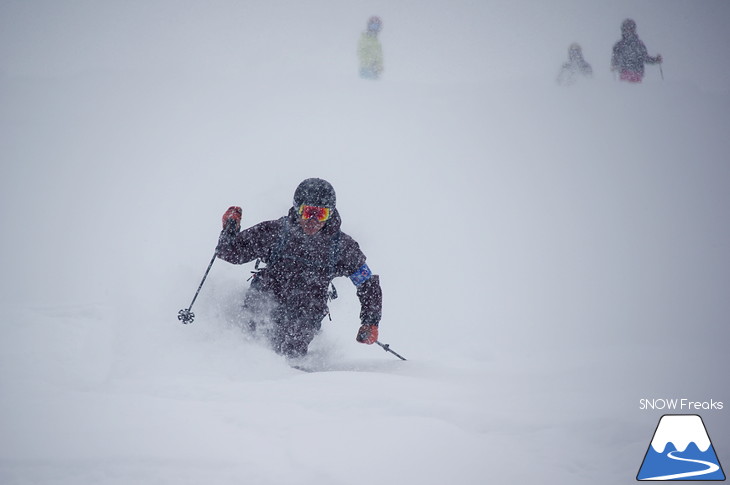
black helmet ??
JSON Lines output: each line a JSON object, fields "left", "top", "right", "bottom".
{"left": 293, "top": 178, "right": 336, "bottom": 209}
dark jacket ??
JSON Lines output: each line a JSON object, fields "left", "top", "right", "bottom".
{"left": 216, "top": 207, "right": 382, "bottom": 325}
{"left": 611, "top": 33, "right": 660, "bottom": 77}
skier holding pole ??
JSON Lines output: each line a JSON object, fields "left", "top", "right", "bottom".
{"left": 611, "top": 18, "right": 663, "bottom": 83}
{"left": 215, "top": 178, "right": 383, "bottom": 359}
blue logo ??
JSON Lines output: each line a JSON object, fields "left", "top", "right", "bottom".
{"left": 637, "top": 414, "right": 726, "bottom": 481}
{"left": 349, "top": 263, "right": 372, "bottom": 286}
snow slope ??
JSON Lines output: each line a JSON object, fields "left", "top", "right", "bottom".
{"left": 1, "top": 1, "right": 729, "bottom": 484}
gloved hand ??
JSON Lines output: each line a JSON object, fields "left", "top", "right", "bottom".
{"left": 356, "top": 324, "right": 378, "bottom": 345}
{"left": 222, "top": 206, "right": 242, "bottom": 230}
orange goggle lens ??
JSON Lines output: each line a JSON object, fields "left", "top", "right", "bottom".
{"left": 298, "top": 205, "right": 331, "bottom": 222}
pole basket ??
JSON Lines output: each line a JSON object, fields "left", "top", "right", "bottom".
{"left": 178, "top": 308, "right": 195, "bottom": 325}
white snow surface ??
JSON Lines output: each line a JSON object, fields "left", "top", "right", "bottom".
{"left": 1, "top": 1, "right": 730, "bottom": 484}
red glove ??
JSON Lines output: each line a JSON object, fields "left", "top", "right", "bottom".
{"left": 356, "top": 324, "right": 378, "bottom": 345}
{"left": 222, "top": 206, "right": 242, "bottom": 230}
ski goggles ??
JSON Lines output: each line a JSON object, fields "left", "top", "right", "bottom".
{"left": 297, "top": 204, "right": 331, "bottom": 222}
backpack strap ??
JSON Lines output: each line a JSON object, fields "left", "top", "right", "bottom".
{"left": 327, "top": 231, "right": 341, "bottom": 278}
{"left": 326, "top": 231, "right": 341, "bottom": 306}
{"left": 266, "top": 216, "right": 291, "bottom": 267}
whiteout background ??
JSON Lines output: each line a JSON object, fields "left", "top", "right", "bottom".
{"left": 1, "top": 1, "right": 729, "bottom": 484}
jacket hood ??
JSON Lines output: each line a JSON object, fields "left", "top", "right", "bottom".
{"left": 568, "top": 45, "right": 584, "bottom": 62}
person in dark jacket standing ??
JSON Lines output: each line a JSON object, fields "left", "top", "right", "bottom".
{"left": 216, "top": 178, "right": 382, "bottom": 359}
{"left": 611, "top": 18, "right": 662, "bottom": 83}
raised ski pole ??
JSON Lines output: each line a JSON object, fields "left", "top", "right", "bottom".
{"left": 178, "top": 252, "right": 217, "bottom": 325}
{"left": 376, "top": 341, "right": 407, "bottom": 361}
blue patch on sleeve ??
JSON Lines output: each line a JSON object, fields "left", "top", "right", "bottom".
{"left": 349, "top": 263, "right": 372, "bottom": 286}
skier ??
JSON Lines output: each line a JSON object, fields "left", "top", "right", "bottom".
{"left": 611, "top": 18, "right": 662, "bottom": 83}
{"left": 358, "top": 16, "right": 384, "bottom": 80}
{"left": 556, "top": 43, "right": 593, "bottom": 86}
{"left": 216, "top": 178, "right": 382, "bottom": 359}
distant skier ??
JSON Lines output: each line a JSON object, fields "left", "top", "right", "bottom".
{"left": 557, "top": 43, "right": 593, "bottom": 86}
{"left": 216, "top": 178, "right": 383, "bottom": 359}
{"left": 358, "top": 16, "right": 384, "bottom": 80}
{"left": 611, "top": 18, "right": 663, "bottom": 83}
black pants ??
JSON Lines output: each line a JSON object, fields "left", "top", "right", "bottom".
{"left": 269, "top": 306, "right": 323, "bottom": 358}
{"left": 242, "top": 285, "right": 324, "bottom": 359}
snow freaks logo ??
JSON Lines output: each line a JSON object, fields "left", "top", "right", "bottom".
{"left": 637, "top": 414, "right": 726, "bottom": 481}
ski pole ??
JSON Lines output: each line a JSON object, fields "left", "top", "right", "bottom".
{"left": 659, "top": 63, "right": 664, "bottom": 80}
{"left": 178, "top": 221, "right": 234, "bottom": 324}
{"left": 178, "top": 252, "right": 217, "bottom": 324}
{"left": 376, "top": 341, "right": 407, "bottom": 361}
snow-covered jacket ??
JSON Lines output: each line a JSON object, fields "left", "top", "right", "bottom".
{"left": 216, "top": 208, "right": 382, "bottom": 325}
{"left": 611, "top": 33, "right": 660, "bottom": 77}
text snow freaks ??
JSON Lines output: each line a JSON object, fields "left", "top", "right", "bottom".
{"left": 640, "top": 399, "right": 724, "bottom": 411}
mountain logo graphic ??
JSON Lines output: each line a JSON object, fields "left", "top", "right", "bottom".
{"left": 637, "top": 414, "right": 726, "bottom": 481}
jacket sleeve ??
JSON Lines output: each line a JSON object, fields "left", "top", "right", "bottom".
{"left": 337, "top": 234, "right": 383, "bottom": 326}
{"left": 357, "top": 275, "right": 382, "bottom": 325}
{"left": 638, "top": 40, "right": 661, "bottom": 64}
{"left": 645, "top": 53, "right": 661, "bottom": 64}
{"left": 611, "top": 43, "right": 620, "bottom": 70}
{"left": 216, "top": 220, "right": 280, "bottom": 265}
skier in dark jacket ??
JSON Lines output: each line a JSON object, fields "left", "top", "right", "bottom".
{"left": 216, "top": 178, "right": 382, "bottom": 359}
{"left": 611, "top": 18, "right": 662, "bottom": 83}
{"left": 557, "top": 43, "right": 593, "bottom": 86}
